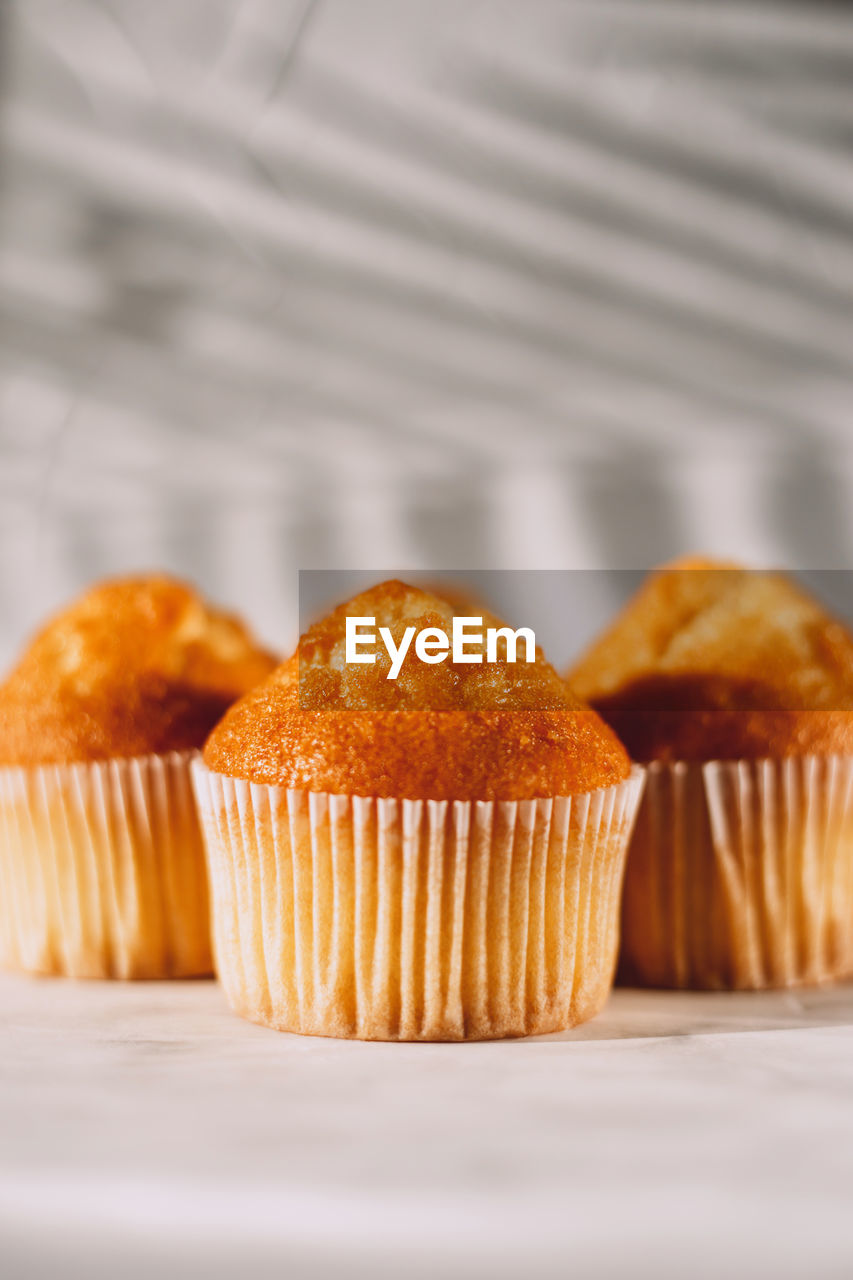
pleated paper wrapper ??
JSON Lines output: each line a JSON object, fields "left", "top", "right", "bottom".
{"left": 620, "top": 755, "right": 853, "bottom": 991}
{"left": 192, "top": 762, "right": 644, "bottom": 1041}
{"left": 0, "top": 751, "right": 212, "bottom": 979}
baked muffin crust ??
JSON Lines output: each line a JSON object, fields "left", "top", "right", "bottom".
{"left": 204, "top": 579, "right": 630, "bottom": 799}
{"left": 569, "top": 558, "right": 853, "bottom": 761}
{"left": 0, "top": 575, "right": 277, "bottom": 765}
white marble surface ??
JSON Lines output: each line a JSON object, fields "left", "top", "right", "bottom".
{"left": 2, "top": 975, "right": 853, "bottom": 1278}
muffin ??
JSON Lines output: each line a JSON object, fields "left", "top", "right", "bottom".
{"left": 193, "top": 579, "right": 643, "bottom": 1041}
{"left": 569, "top": 558, "right": 853, "bottom": 990}
{"left": 0, "top": 575, "right": 276, "bottom": 979}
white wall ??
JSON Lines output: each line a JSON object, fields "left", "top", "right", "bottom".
{"left": 2, "top": 0, "right": 853, "bottom": 666}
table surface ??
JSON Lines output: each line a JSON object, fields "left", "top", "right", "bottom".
{"left": 3, "top": 973, "right": 853, "bottom": 1280}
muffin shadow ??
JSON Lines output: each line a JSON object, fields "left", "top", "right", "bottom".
{"left": 523, "top": 982, "right": 853, "bottom": 1043}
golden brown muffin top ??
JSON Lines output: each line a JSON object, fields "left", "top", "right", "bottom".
{"left": 204, "top": 579, "right": 630, "bottom": 799}
{"left": 568, "top": 557, "right": 853, "bottom": 762}
{"left": 0, "top": 575, "right": 278, "bottom": 765}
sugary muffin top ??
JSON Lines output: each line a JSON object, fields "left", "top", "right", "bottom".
{"left": 0, "top": 575, "right": 277, "bottom": 765}
{"left": 569, "top": 558, "right": 853, "bottom": 762}
{"left": 204, "top": 579, "right": 630, "bottom": 799}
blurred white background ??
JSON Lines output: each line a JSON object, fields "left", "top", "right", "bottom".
{"left": 2, "top": 0, "right": 853, "bottom": 666}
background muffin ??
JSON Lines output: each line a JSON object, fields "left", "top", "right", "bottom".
{"left": 0, "top": 574, "right": 276, "bottom": 979}
{"left": 195, "top": 579, "right": 643, "bottom": 1041}
{"left": 0, "top": 575, "right": 277, "bottom": 766}
{"left": 571, "top": 557, "right": 853, "bottom": 762}
{"left": 569, "top": 560, "right": 853, "bottom": 990}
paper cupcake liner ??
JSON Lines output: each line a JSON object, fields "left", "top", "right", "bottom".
{"left": 619, "top": 755, "right": 853, "bottom": 991}
{"left": 192, "top": 762, "right": 644, "bottom": 1041}
{"left": 0, "top": 751, "right": 212, "bottom": 979}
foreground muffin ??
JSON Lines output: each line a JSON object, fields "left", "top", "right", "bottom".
{"left": 570, "top": 558, "right": 853, "bottom": 990}
{"left": 0, "top": 575, "right": 276, "bottom": 979}
{"left": 194, "top": 579, "right": 643, "bottom": 1041}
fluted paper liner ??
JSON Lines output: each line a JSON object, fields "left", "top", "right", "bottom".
{"left": 620, "top": 755, "right": 853, "bottom": 990}
{"left": 192, "top": 763, "right": 644, "bottom": 1041}
{"left": 0, "top": 751, "right": 212, "bottom": 979}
